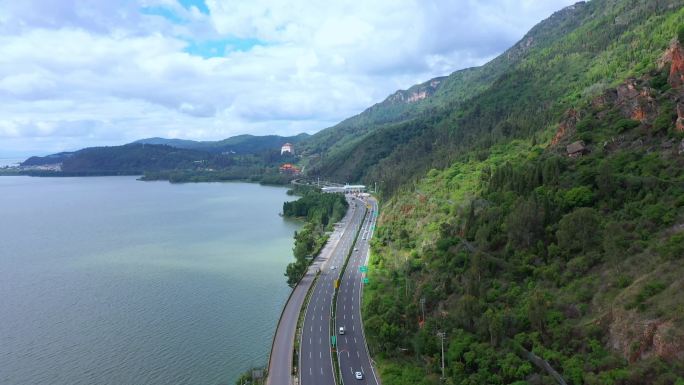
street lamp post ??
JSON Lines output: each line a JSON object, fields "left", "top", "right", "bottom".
{"left": 437, "top": 331, "right": 446, "bottom": 380}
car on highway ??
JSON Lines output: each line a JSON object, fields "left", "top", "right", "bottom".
{"left": 339, "top": 326, "right": 345, "bottom": 335}
{"left": 355, "top": 371, "right": 363, "bottom": 380}
{"left": 331, "top": 265, "right": 337, "bottom": 270}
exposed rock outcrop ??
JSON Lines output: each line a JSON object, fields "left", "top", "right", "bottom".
{"left": 386, "top": 77, "right": 444, "bottom": 104}
{"left": 566, "top": 140, "right": 587, "bottom": 158}
{"left": 669, "top": 42, "right": 684, "bottom": 88}
{"left": 659, "top": 39, "right": 684, "bottom": 88}
{"left": 676, "top": 100, "right": 684, "bottom": 132}
{"left": 551, "top": 109, "right": 579, "bottom": 146}
{"left": 615, "top": 78, "right": 657, "bottom": 123}
{"left": 608, "top": 308, "right": 684, "bottom": 363}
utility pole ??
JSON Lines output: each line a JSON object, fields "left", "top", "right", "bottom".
{"left": 437, "top": 331, "right": 446, "bottom": 380}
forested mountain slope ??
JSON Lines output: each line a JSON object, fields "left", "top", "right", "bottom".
{"left": 316, "top": 1, "right": 684, "bottom": 384}
{"left": 305, "top": 0, "right": 684, "bottom": 195}
{"left": 301, "top": 2, "right": 593, "bottom": 164}
{"left": 133, "top": 133, "right": 309, "bottom": 154}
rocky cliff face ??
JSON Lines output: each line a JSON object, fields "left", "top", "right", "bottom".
{"left": 609, "top": 308, "right": 684, "bottom": 364}
{"left": 660, "top": 39, "right": 684, "bottom": 132}
{"left": 553, "top": 40, "right": 684, "bottom": 152}
{"left": 662, "top": 40, "right": 684, "bottom": 88}
{"left": 386, "top": 77, "right": 444, "bottom": 104}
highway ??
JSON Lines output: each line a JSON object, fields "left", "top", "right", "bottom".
{"left": 299, "top": 197, "right": 367, "bottom": 385}
{"left": 335, "top": 197, "right": 379, "bottom": 385}
{"left": 267, "top": 198, "right": 363, "bottom": 385}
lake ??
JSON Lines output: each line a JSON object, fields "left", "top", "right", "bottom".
{"left": 0, "top": 176, "right": 300, "bottom": 385}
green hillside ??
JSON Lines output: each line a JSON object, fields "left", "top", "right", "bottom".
{"left": 133, "top": 133, "right": 309, "bottom": 154}
{"left": 20, "top": 142, "right": 298, "bottom": 183}
{"left": 305, "top": 0, "right": 684, "bottom": 196}
{"left": 300, "top": 1, "right": 684, "bottom": 384}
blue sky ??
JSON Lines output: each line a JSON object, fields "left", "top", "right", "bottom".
{"left": 0, "top": 0, "right": 578, "bottom": 157}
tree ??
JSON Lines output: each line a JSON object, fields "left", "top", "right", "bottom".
{"left": 556, "top": 207, "right": 602, "bottom": 255}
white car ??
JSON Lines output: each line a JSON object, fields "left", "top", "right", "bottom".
{"left": 355, "top": 371, "right": 363, "bottom": 380}
{"left": 331, "top": 265, "right": 337, "bottom": 270}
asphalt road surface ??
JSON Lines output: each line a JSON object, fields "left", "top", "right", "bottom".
{"left": 299, "top": 197, "right": 367, "bottom": 385}
{"left": 335, "top": 197, "right": 379, "bottom": 385}
{"left": 267, "top": 198, "right": 363, "bottom": 385}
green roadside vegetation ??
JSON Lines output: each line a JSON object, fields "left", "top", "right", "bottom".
{"left": 328, "top": 3, "right": 684, "bottom": 385}
{"left": 361, "top": 67, "right": 684, "bottom": 385}
{"left": 234, "top": 367, "right": 266, "bottom": 385}
{"left": 283, "top": 190, "right": 348, "bottom": 287}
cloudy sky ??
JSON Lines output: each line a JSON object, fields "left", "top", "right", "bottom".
{"left": 0, "top": 0, "right": 578, "bottom": 157}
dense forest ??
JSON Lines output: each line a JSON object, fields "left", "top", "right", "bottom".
{"left": 20, "top": 139, "right": 300, "bottom": 184}
{"left": 288, "top": 1, "right": 684, "bottom": 384}
{"left": 283, "top": 190, "right": 348, "bottom": 286}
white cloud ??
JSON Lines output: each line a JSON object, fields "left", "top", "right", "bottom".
{"left": 0, "top": 0, "right": 578, "bottom": 157}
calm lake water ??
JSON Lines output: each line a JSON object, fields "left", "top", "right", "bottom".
{"left": 0, "top": 176, "right": 300, "bottom": 385}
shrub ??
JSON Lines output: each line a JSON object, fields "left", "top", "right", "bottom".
{"left": 563, "top": 186, "right": 595, "bottom": 209}
{"left": 659, "top": 233, "right": 684, "bottom": 260}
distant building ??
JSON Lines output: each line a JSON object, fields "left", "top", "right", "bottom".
{"left": 279, "top": 163, "right": 301, "bottom": 175}
{"left": 322, "top": 184, "right": 366, "bottom": 194}
{"left": 281, "top": 143, "right": 294, "bottom": 155}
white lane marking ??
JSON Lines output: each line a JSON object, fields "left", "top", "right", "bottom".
{"left": 352, "top": 325, "right": 355, "bottom": 331}
{"left": 352, "top": 314, "right": 354, "bottom": 320}
{"left": 321, "top": 367, "right": 323, "bottom": 375}
{"left": 357, "top": 351, "right": 360, "bottom": 358}
{"left": 343, "top": 314, "right": 346, "bottom": 320}
{"left": 309, "top": 351, "right": 312, "bottom": 358}
{"left": 310, "top": 367, "right": 312, "bottom": 375}
{"left": 347, "top": 351, "right": 350, "bottom": 358}
{"left": 354, "top": 337, "right": 357, "bottom": 344}
{"left": 309, "top": 337, "right": 312, "bottom": 345}
{"left": 319, "top": 325, "right": 322, "bottom": 332}
{"left": 319, "top": 337, "right": 322, "bottom": 344}
{"left": 320, "top": 351, "right": 322, "bottom": 359}
{"left": 310, "top": 326, "right": 312, "bottom": 332}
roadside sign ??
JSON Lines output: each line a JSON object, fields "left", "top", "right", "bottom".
{"left": 363, "top": 277, "right": 369, "bottom": 284}
{"left": 331, "top": 335, "right": 337, "bottom": 346}
{"left": 359, "top": 266, "right": 368, "bottom": 273}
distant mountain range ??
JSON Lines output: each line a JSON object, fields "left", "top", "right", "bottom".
{"left": 21, "top": 133, "right": 307, "bottom": 169}
{"left": 131, "top": 133, "right": 310, "bottom": 154}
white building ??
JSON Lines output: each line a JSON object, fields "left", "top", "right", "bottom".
{"left": 322, "top": 184, "right": 366, "bottom": 194}
{"left": 281, "top": 143, "right": 294, "bottom": 155}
